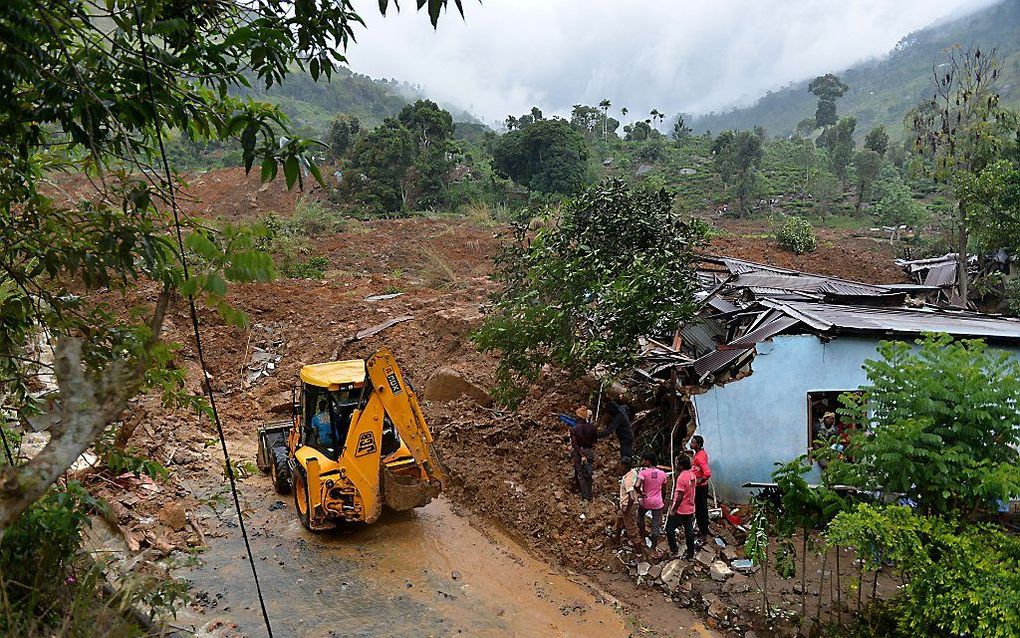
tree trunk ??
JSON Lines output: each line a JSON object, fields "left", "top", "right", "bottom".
{"left": 0, "top": 340, "right": 138, "bottom": 530}
{"left": 114, "top": 288, "right": 171, "bottom": 449}
{"left": 957, "top": 200, "right": 968, "bottom": 303}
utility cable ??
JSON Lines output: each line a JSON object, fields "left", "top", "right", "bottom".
{"left": 132, "top": 8, "right": 274, "bottom": 637}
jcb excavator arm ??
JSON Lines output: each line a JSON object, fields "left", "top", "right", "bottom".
{"left": 365, "top": 348, "right": 447, "bottom": 489}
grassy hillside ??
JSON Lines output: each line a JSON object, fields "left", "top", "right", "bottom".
{"left": 691, "top": 0, "right": 1020, "bottom": 138}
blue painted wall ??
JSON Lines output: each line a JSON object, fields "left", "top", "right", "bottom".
{"left": 691, "top": 334, "right": 1019, "bottom": 502}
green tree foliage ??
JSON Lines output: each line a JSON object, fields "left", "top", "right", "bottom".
{"left": 864, "top": 125, "right": 890, "bottom": 156}
{"left": 491, "top": 119, "right": 590, "bottom": 195}
{"left": 873, "top": 165, "right": 925, "bottom": 228}
{"left": 969, "top": 157, "right": 1020, "bottom": 251}
{"left": 671, "top": 115, "right": 693, "bottom": 143}
{"left": 398, "top": 99, "right": 455, "bottom": 152}
{"left": 624, "top": 120, "right": 659, "bottom": 141}
{"left": 713, "top": 130, "right": 765, "bottom": 216}
{"left": 819, "top": 334, "right": 1020, "bottom": 638}
{"left": 342, "top": 118, "right": 417, "bottom": 212}
{"left": 828, "top": 504, "right": 1020, "bottom": 638}
{"left": 775, "top": 216, "right": 816, "bottom": 254}
{"left": 833, "top": 334, "right": 1020, "bottom": 517}
{"left": 569, "top": 104, "right": 619, "bottom": 141}
{"left": 340, "top": 99, "right": 459, "bottom": 212}
{"left": 328, "top": 113, "right": 362, "bottom": 159}
{"left": 505, "top": 106, "right": 545, "bottom": 132}
{"left": 808, "top": 73, "right": 849, "bottom": 128}
{"left": 473, "top": 180, "right": 707, "bottom": 404}
{"left": 808, "top": 170, "right": 841, "bottom": 217}
{"left": 819, "top": 116, "right": 857, "bottom": 185}
{"left": 1006, "top": 278, "right": 1020, "bottom": 316}
{"left": 852, "top": 148, "right": 883, "bottom": 214}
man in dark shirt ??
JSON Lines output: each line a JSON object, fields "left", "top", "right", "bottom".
{"left": 599, "top": 400, "right": 635, "bottom": 463}
{"left": 570, "top": 406, "right": 597, "bottom": 500}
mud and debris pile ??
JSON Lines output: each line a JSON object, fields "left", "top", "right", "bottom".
{"left": 63, "top": 168, "right": 915, "bottom": 636}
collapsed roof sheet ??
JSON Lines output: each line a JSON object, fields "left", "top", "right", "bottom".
{"left": 693, "top": 315, "right": 800, "bottom": 377}
{"left": 923, "top": 262, "right": 957, "bottom": 287}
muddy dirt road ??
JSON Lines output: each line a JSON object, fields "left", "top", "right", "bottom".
{"left": 175, "top": 478, "right": 713, "bottom": 638}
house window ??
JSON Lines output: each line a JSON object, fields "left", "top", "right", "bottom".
{"left": 807, "top": 390, "right": 862, "bottom": 456}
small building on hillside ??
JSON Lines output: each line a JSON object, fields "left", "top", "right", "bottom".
{"left": 688, "top": 300, "right": 1020, "bottom": 501}
{"left": 639, "top": 256, "right": 1020, "bottom": 502}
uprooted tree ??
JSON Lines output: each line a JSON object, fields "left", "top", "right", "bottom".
{"left": 0, "top": 0, "right": 464, "bottom": 533}
{"left": 474, "top": 179, "right": 708, "bottom": 405}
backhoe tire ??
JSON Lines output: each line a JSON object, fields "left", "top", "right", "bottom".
{"left": 269, "top": 446, "right": 291, "bottom": 495}
{"left": 293, "top": 466, "right": 313, "bottom": 531}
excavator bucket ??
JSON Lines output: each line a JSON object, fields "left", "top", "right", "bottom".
{"left": 382, "top": 465, "right": 443, "bottom": 511}
{"left": 365, "top": 348, "right": 447, "bottom": 510}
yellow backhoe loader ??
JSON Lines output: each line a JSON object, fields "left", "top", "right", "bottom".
{"left": 256, "top": 348, "right": 445, "bottom": 530}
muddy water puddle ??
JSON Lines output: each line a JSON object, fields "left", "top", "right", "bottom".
{"left": 176, "top": 482, "right": 632, "bottom": 637}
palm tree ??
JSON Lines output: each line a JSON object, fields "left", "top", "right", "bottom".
{"left": 599, "top": 99, "right": 612, "bottom": 141}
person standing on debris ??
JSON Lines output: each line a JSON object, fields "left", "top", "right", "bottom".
{"left": 614, "top": 457, "right": 648, "bottom": 558}
{"left": 665, "top": 455, "right": 697, "bottom": 559}
{"left": 569, "top": 406, "right": 597, "bottom": 501}
{"left": 637, "top": 452, "right": 667, "bottom": 551}
{"left": 690, "top": 435, "right": 712, "bottom": 539}
{"left": 599, "top": 398, "right": 635, "bottom": 462}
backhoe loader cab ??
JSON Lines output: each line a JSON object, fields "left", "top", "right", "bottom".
{"left": 256, "top": 348, "right": 445, "bottom": 530}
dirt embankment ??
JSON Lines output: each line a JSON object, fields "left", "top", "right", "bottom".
{"left": 91, "top": 169, "right": 907, "bottom": 635}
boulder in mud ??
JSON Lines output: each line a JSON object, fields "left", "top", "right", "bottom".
{"left": 424, "top": 367, "right": 492, "bottom": 406}
{"left": 158, "top": 501, "right": 188, "bottom": 531}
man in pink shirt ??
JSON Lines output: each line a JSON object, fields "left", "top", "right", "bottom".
{"left": 666, "top": 455, "right": 697, "bottom": 559}
{"left": 637, "top": 452, "right": 667, "bottom": 550}
{"left": 691, "top": 435, "right": 712, "bottom": 539}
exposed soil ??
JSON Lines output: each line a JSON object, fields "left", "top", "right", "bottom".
{"left": 80, "top": 169, "right": 909, "bottom": 636}
{"left": 707, "top": 220, "right": 908, "bottom": 284}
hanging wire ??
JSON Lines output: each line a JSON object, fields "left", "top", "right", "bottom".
{"left": 131, "top": 7, "right": 274, "bottom": 636}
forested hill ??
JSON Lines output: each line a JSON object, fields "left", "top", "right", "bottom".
{"left": 236, "top": 66, "right": 480, "bottom": 139}
{"left": 691, "top": 0, "right": 1020, "bottom": 138}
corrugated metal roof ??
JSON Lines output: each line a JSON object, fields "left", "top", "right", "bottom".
{"left": 693, "top": 315, "right": 799, "bottom": 376}
{"left": 724, "top": 316, "right": 800, "bottom": 348}
{"left": 706, "top": 296, "right": 740, "bottom": 314}
{"left": 923, "top": 262, "right": 957, "bottom": 287}
{"left": 681, "top": 319, "right": 725, "bottom": 357}
{"left": 733, "top": 272, "right": 890, "bottom": 297}
{"left": 720, "top": 258, "right": 798, "bottom": 275}
{"left": 765, "top": 300, "right": 1020, "bottom": 341}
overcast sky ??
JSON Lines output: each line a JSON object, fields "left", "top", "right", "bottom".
{"left": 343, "top": 0, "right": 998, "bottom": 126}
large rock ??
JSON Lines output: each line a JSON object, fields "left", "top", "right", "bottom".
{"left": 695, "top": 547, "right": 717, "bottom": 567}
{"left": 158, "top": 502, "right": 187, "bottom": 531}
{"left": 710, "top": 560, "right": 734, "bottom": 582}
{"left": 659, "top": 559, "right": 684, "bottom": 587}
{"left": 423, "top": 368, "right": 493, "bottom": 406}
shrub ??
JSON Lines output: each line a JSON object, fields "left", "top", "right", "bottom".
{"left": 832, "top": 334, "right": 1020, "bottom": 517}
{"left": 281, "top": 255, "right": 329, "bottom": 279}
{"left": 829, "top": 504, "right": 1020, "bottom": 638}
{"left": 1006, "top": 277, "right": 1020, "bottom": 316}
{"left": 0, "top": 483, "right": 184, "bottom": 637}
{"left": 775, "top": 215, "right": 816, "bottom": 254}
{"left": 287, "top": 198, "right": 345, "bottom": 236}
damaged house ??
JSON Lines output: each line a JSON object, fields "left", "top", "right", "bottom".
{"left": 641, "top": 257, "right": 1020, "bottom": 502}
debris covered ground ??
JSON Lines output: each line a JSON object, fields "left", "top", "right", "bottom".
{"left": 72, "top": 169, "right": 912, "bottom": 635}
